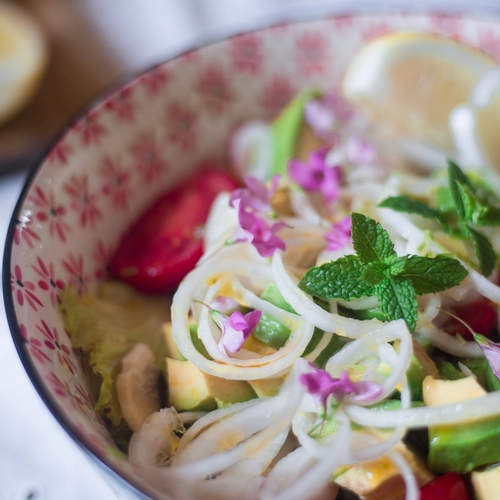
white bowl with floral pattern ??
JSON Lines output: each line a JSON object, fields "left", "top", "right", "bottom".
{"left": 5, "top": 12, "right": 500, "bottom": 499}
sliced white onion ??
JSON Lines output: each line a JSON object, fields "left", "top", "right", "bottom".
{"left": 303, "top": 332, "right": 333, "bottom": 362}
{"left": 261, "top": 412, "right": 351, "bottom": 500}
{"left": 468, "top": 267, "right": 500, "bottom": 304}
{"left": 172, "top": 259, "right": 313, "bottom": 380}
{"left": 390, "top": 451, "right": 420, "bottom": 500}
{"left": 189, "top": 431, "right": 287, "bottom": 500}
{"left": 416, "top": 294, "right": 441, "bottom": 330}
{"left": 261, "top": 447, "right": 317, "bottom": 499}
{"left": 377, "top": 208, "right": 427, "bottom": 250}
{"left": 347, "top": 378, "right": 409, "bottom": 464}
{"left": 325, "top": 320, "right": 412, "bottom": 404}
{"left": 230, "top": 121, "right": 273, "bottom": 181}
{"left": 419, "top": 324, "right": 483, "bottom": 358}
{"left": 345, "top": 389, "right": 500, "bottom": 429}
{"left": 172, "top": 397, "right": 286, "bottom": 466}
{"left": 177, "top": 399, "right": 263, "bottom": 454}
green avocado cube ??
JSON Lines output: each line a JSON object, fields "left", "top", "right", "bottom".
{"left": 428, "top": 416, "right": 500, "bottom": 473}
{"left": 253, "top": 312, "right": 291, "bottom": 349}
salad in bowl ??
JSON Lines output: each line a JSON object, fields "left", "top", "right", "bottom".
{"left": 6, "top": 13, "right": 500, "bottom": 500}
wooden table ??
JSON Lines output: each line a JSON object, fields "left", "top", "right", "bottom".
{"left": 0, "top": 0, "right": 124, "bottom": 172}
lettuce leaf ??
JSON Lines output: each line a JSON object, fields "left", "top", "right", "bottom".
{"left": 60, "top": 282, "right": 169, "bottom": 426}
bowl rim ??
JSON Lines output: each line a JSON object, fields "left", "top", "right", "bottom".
{"left": 4, "top": 7, "right": 500, "bottom": 499}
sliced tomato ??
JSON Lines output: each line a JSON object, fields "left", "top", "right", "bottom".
{"left": 109, "top": 169, "right": 240, "bottom": 294}
{"left": 420, "top": 473, "right": 470, "bottom": 500}
{"left": 442, "top": 298, "right": 497, "bottom": 341}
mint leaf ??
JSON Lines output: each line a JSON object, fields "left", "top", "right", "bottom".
{"left": 298, "top": 255, "right": 375, "bottom": 301}
{"left": 360, "top": 262, "right": 387, "bottom": 285}
{"left": 475, "top": 205, "right": 500, "bottom": 227}
{"left": 351, "top": 212, "right": 396, "bottom": 264}
{"left": 378, "top": 196, "right": 450, "bottom": 232}
{"left": 455, "top": 182, "right": 478, "bottom": 223}
{"left": 376, "top": 278, "right": 418, "bottom": 332}
{"left": 467, "top": 225, "right": 497, "bottom": 277}
{"left": 388, "top": 254, "right": 468, "bottom": 295}
{"left": 448, "top": 160, "right": 475, "bottom": 220}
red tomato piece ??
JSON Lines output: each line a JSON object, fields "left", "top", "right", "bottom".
{"left": 420, "top": 473, "right": 470, "bottom": 500}
{"left": 109, "top": 169, "right": 240, "bottom": 294}
{"left": 441, "top": 298, "right": 497, "bottom": 341}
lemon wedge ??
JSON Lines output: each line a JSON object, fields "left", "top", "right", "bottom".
{"left": 0, "top": 2, "right": 48, "bottom": 125}
{"left": 342, "top": 32, "right": 498, "bottom": 166}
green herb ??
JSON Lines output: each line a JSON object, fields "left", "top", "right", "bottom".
{"left": 379, "top": 160, "right": 499, "bottom": 276}
{"left": 299, "top": 213, "right": 468, "bottom": 332}
{"left": 378, "top": 196, "right": 451, "bottom": 232}
{"left": 467, "top": 225, "right": 496, "bottom": 277}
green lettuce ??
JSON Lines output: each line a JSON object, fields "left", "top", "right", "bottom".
{"left": 60, "top": 282, "right": 169, "bottom": 426}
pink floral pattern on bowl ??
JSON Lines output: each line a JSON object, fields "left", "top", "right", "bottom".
{"left": 5, "top": 13, "right": 500, "bottom": 499}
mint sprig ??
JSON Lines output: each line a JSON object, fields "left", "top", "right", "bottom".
{"left": 298, "top": 213, "right": 468, "bottom": 332}
{"left": 378, "top": 196, "right": 450, "bottom": 232}
{"left": 379, "top": 160, "right": 498, "bottom": 276}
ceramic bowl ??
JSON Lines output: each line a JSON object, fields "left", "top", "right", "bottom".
{"left": 5, "top": 12, "right": 500, "bottom": 499}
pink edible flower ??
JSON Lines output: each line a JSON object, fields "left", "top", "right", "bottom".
{"left": 210, "top": 296, "right": 239, "bottom": 314}
{"left": 230, "top": 174, "right": 280, "bottom": 214}
{"left": 300, "top": 364, "right": 383, "bottom": 412}
{"left": 229, "top": 209, "right": 287, "bottom": 257}
{"left": 227, "top": 174, "right": 286, "bottom": 257}
{"left": 288, "top": 148, "right": 343, "bottom": 204}
{"left": 474, "top": 333, "right": 500, "bottom": 380}
{"left": 325, "top": 216, "right": 352, "bottom": 251}
{"left": 211, "top": 308, "right": 262, "bottom": 354}
{"left": 304, "top": 92, "right": 354, "bottom": 143}
{"left": 346, "top": 136, "right": 377, "bottom": 166}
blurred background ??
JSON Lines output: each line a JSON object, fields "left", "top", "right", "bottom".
{"left": 1, "top": 0, "right": 500, "bottom": 499}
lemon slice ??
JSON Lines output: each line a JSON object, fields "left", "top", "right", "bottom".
{"left": 342, "top": 32, "right": 497, "bottom": 165}
{"left": 0, "top": 2, "right": 48, "bottom": 125}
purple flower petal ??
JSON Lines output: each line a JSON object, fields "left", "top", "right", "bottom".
{"left": 288, "top": 158, "right": 319, "bottom": 191}
{"left": 211, "top": 309, "right": 262, "bottom": 354}
{"left": 300, "top": 366, "right": 382, "bottom": 411}
{"left": 304, "top": 99, "right": 335, "bottom": 134}
{"left": 230, "top": 174, "right": 281, "bottom": 214}
{"left": 210, "top": 296, "right": 239, "bottom": 314}
{"left": 474, "top": 333, "right": 500, "bottom": 380}
{"left": 350, "top": 381, "right": 384, "bottom": 404}
{"left": 325, "top": 216, "right": 352, "bottom": 251}
{"left": 346, "top": 136, "right": 377, "bottom": 165}
{"left": 233, "top": 208, "right": 287, "bottom": 257}
{"left": 287, "top": 147, "right": 343, "bottom": 204}
{"left": 304, "top": 92, "right": 354, "bottom": 143}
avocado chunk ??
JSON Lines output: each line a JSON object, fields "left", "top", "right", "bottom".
{"left": 258, "top": 284, "right": 328, "bottom": 356}
{"left": 486, "top": 362, "right": 500, "bottom": 392}
{"left": 271, "top": 89, "right": 322, "bottom": 178}
{"left": 472, "top": 464, "right": 500, "bottom": 500}
{"left": 163, "top": 323, "right": 211, "bottom": 360}
{"left": 337, "top": 304, "right": 389, "bottom": 322}
{"left": 461, "top": 358, "right": 488, "bottom": 389}
{"left": 253, "top": 312, "right": 291, "bottom": 349}
{"left": 248, "top": 377, "right": 284, "bottom": 398}
{"left": 335, "top": 429, "right": 434, "bottom": 500}
{"left": 314, "top": 333, "right": 351, "bottom": 369}
{"left": 423, "top": 376, "right": 500, "bottom": 473}
{"left": 166, "top": 358, "right": 257, "bottom": 412}
{"left": 438, "top": 361, "right": 465, "bottom": 381}
{"left": 407, "top": 339, "right": 440, "bottom": 401}
{"left": 163, "top": 323, "right": 185, "bottom": 361}
{"left": 260, "top": 283, "right": 296, "bottom": 313}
